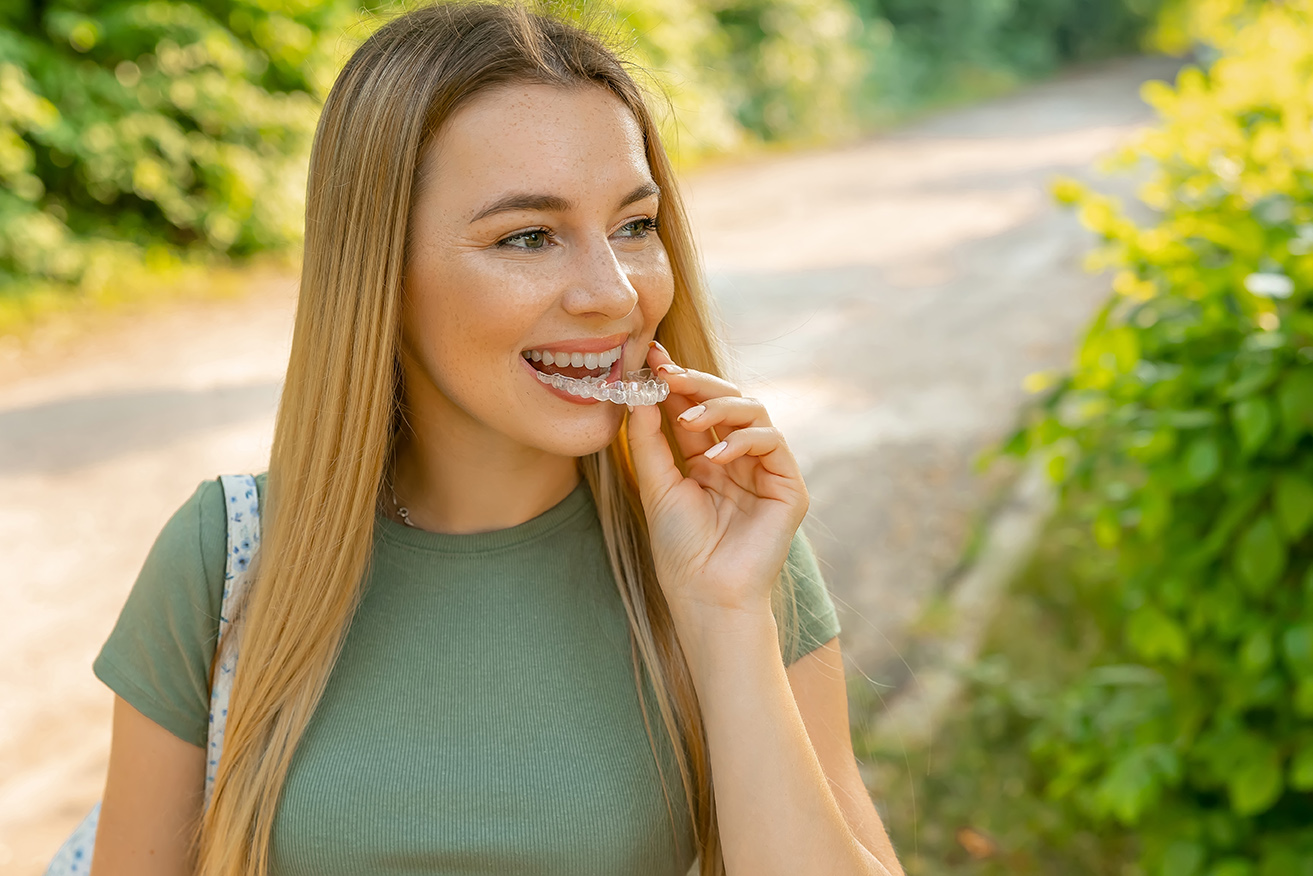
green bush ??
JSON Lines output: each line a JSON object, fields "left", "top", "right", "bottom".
{"left": 0, "top": 0, "right": 372, "bottom": 297}
{"left": 1006, "top": 1, "right": 1313, "bottom": 872}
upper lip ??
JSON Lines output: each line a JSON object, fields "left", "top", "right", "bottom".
{"left": 522, "top": 333, "right": 629, "bottom": 354}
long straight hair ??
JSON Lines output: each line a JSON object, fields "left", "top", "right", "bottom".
{"left": 195, "top": 5, "right": 800, "bottom": 875}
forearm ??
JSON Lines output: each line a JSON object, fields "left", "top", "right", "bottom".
{"left": 672, "top": 608, "right": 891, "bottom": 876}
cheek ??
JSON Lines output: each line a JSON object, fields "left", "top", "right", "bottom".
{"left": 407, "top": 257, "right": 538, "bottom": 362}
{"left": 628, "top": 248, "right": 675, "bottom": 322}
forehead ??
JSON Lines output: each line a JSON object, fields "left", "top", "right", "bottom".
{"left": 423, "top": 82, "right": 652, "bottom": 212}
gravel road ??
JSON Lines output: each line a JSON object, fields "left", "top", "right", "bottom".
{"left": 0, "top": 54, "right": 1180, "bottom": 874}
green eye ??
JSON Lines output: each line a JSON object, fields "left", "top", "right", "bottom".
{"left": 500, "top": 229, "right": 550, "bottom": 249}
{"left": 618, "top": 217, "right": 658, "bottom": 237}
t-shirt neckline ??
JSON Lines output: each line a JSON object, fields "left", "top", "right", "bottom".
{"left": 373, "top": 477, "right": 594, "bottom": 554}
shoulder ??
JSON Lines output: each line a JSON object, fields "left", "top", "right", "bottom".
{"left": 91, "top": 473, "right": 266, "bottom": 746}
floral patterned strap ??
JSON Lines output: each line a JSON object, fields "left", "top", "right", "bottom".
{"left": 205, "top": 474, "right": 261, "bottom": 809}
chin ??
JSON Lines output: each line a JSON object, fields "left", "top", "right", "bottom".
{"left": 532, "top": 417, "right": 624, "bottom": 460}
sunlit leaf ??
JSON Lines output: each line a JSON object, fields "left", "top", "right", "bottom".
{"left": 1290, "top": 742, "right": 1313, "bottom": 791}
{"left": 1228, "top": 745, "right": 1283, "bottom": 816}
{"left": 1127, "top": 605, "right": 1188, "bottom": 663}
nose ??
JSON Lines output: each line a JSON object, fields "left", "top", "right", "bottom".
{"left": 559, "top": 235, "right": 640, "bottom": 320}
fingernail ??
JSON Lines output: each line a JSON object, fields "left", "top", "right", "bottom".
{"left": 678, "top": 405, "right": 705, "bottom": 422}
{"left": 704, "top": 440, "right": 728, "bottom": 459}
{"left": 657, "top": 363, "right": 685, "bottom": 376}
{"left": 650, "top": 339, "right": 670, "bottom": 356}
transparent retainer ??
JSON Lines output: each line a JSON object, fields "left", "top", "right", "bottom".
{"left": 535, "top": 367, "right": 669, "bottom": 406}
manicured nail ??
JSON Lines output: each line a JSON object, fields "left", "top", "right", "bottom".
{"left": 704, "top": 440, "right": 728, "bottom": 459}
{"left": 657, "top": 363, "right": 685, "bottom": 376}
{"left": 650, "top": 339, "right": 670, "bottom": 356}
{"left": 678, "top": 405, "right": 705, "bottom": 422}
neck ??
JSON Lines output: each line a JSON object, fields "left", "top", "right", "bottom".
{"left": 388, "top": 431, "right": 580, "bottom": 536}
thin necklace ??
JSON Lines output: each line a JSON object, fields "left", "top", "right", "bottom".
{"left": 387, "top": 474, "right": 416, "bottom": 528}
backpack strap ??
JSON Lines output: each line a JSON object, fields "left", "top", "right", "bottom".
{"left": 205, "top": 474, "right": 261, "bottom": 809}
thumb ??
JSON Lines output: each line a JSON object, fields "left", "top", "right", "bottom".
{"left": 626, "top": 401, "right": 682, "bottom": 503}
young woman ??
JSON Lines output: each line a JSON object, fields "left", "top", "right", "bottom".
{"left": 88, "top": 4, "right": 902, "bottom": 875}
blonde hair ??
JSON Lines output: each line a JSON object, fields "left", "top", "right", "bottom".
{"left": 197, "top": 5, "right": 799, "bottom": 875}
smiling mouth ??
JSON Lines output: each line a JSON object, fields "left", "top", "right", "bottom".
{"left": 520, "top": 343, "right": 623, "bottom": 381}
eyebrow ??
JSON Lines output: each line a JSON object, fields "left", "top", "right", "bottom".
{"left": 469, "top": 181, "right": 660, "bottom": 223}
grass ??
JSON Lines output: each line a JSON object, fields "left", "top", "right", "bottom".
{"left": 850, "top": 510, "right": 1143, "bottom": 876}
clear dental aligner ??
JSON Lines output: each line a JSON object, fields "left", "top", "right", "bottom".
{"left": 535, "top": 367, "right": 669, "bottom": 406}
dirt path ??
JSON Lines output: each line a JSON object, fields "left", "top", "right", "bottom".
{"left": 0, "top": 55, "right": 1179, "bottom": 873}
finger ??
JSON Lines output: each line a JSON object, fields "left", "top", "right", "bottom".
{"left": 700, "top": 426, "right": 803, "bottom": 481}
{"left": 625, "top": 394, "right": 684, "bottom": 503}
{"left": 646, "top": 341, "right": 745, "bottom": 460}
{"left": 675, "top": 395, "right": 773, "bottom": 435}
{"left": 647, "top": 341, "right": 743, "bottom": 404}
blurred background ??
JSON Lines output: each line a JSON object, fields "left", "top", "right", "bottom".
{"left": 3, "top": 0, "right": 1311, "bottom": 873}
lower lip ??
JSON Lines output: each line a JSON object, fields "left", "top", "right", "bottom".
{"left": 521, "top": 346, "right": 625, "bottom": 406}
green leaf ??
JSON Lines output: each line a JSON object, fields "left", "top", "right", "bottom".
{"left": 1127, "top": 605, "right": 1189, "bottom": 663}
{"left": 1140, "top": 486, "right": 1173, "bottom": 538}
{"left": 1258, "top": 847, "right": 1311, "bottom": 876}
{"left": 1231, "top": 397, "right": 1274, "bottom": 455}
{"left": 1211, "top": 859, "right": 1255, "bottom": 876}
{"left": 1299, "top": 679, "right": 1313, "bottom": 718}
{"left": 1232, "top": 515, "right": 1286, "bottom": 594}
{"left": 1282, "top": 624, "right": 1313, "bottom": 673}
{"left": 1224, "top": 360, "right": 1279, "bottom": 399}
{"left": 1278, "top": 369, "right": 1313, "bottom": 436}
{"left": 1240, "top": 629, "right": 1273, "bottom": 673}
{"left": 1228, "top": 746, "right": 1283, "bottom": 816}
{"left": 1290, "top": 742, "right": 1313, "bottom": 791}
{"left": 1274, "top": 473, "right": 1313, "bottom": 540}
{"left": 1093, "top": 744, "right": 1177, "bottom": 824}
{"left": 1160, "top": 840, "right": 1205, "bottom": 876}
{"left": 1046, "top": 450, "right": 1068, "bottom": 484}
{"left": 1095, "top": 506, "right": 1121, "bottom": 547}
{"left": 1165, "top": 409, "right": 1220, "bottom": 429}
{"left": 1180, "top": 435, "right": 1221, "bottom": 489}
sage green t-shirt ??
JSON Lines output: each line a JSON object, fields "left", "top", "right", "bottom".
{"left": 93, "top": 473, "right": 842, "bottom": 876}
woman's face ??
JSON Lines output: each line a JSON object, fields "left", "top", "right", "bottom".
{"left": 401, "top": 82, "right": 674, "bottom": 460}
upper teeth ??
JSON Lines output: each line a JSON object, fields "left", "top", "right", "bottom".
{"left": 522, "top": 344, "right": 623, "bottom": 370}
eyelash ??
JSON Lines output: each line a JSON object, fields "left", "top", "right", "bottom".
{"left": 496, "top": 216, "right": 660, "bottom": 249}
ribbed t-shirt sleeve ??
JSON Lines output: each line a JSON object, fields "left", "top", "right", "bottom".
{"left": 93, "top": 478, "right": 229, "bottom": 747}
{"left": 779, "top": 529, "right": 842, "bottom": 666}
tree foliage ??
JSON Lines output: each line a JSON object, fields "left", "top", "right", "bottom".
{"left": 1006, "top": 1, "right": 1313, "bottom": 871}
